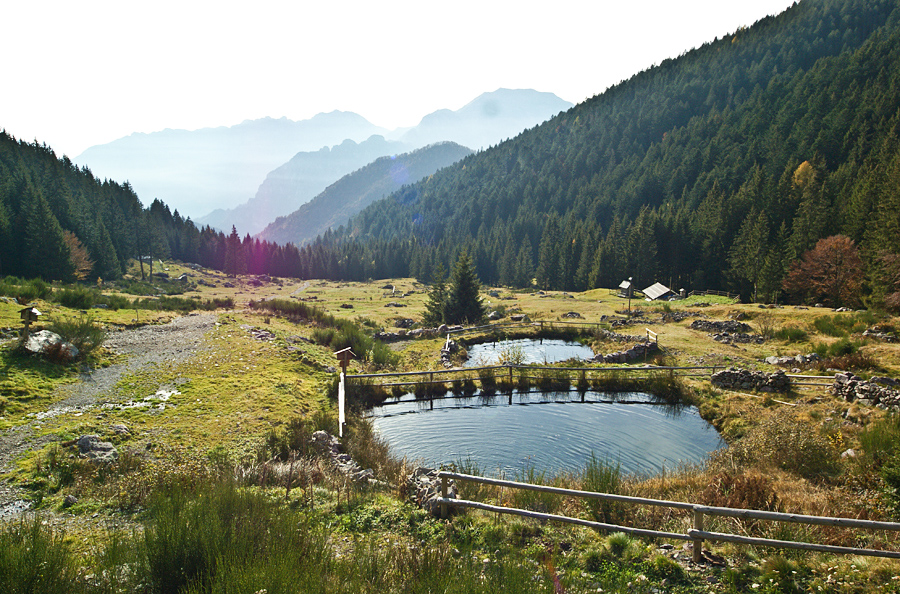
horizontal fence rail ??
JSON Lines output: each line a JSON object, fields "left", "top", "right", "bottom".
{"left": 437, "top": 472, "right": 900, "bottom": 561}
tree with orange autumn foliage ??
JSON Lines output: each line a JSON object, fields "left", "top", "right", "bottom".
{"left": 782, "top": 235, "right": 863, "bottom": 307}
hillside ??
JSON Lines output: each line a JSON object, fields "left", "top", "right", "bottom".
{"left": 257, "top": 142, "right": 472, "bottom": 246}
{"left": 0, "top": 132, "right": 145, "bottom": 280}
{"left": 312, "top": 0, "right": 900, "bottom": 304}
{"left": 197, "top": 135, "right": 416, "bottom": 236}
{"left": 75, "top": 112, "right": 387, "bottom": 219}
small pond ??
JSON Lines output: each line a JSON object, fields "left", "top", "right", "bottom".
{"left": 370, "top": 390, "right": 722, "bottom": 477}
{"left": 463, "top": 338, "right": 594, "bottom": 367}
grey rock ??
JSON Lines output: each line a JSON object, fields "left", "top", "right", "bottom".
{"left": 24, "top": 330, "right": 79, "bottom": 360}
{"left": 76, "top": 435, "right": 118, "bottom": 463}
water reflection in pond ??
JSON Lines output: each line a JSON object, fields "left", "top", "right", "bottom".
{"left": 370, "top": 391, "right": 722, "bottom": 477}
{"left": 463, "top": 338, "right": 594, "bottom": 367}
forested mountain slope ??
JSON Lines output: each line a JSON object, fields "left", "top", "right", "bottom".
{"left": 319, "top": 0, "right": 900, "bottom": 302}
{"left": 257, "top": 142, "right": 472, "bottom": 247}
{"left": 0, "top": 132, "right": 142, "bottom": 280}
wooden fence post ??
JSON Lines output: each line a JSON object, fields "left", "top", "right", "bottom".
{"left": 441, "top": 475, "right": 448, "bottom": 519}
{"left": 692, "top": 508, "right": 704, "bottom": 563}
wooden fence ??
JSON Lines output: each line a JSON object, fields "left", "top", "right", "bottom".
{"left": 437, "top": 472, "right": 900, "bottom": 562}
{"left": 346, "top": 364, "right": 722, "bottom": 389}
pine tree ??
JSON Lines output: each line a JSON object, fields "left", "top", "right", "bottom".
{"left": 224, "top": 226, "right": 246, "bottom": 277}
{"left": 728, "top": 209, "right": 770, "bottom": 302}
{"left": 444, "top": 251, "right": 486, "bottom": 325}
{"left": 422, "top": 263, "right": 448, "bottom": 326}
{"left": 24, "top": 189, "right": 74, "bottom": 281}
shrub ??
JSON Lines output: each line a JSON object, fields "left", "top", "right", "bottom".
{"left": 714, "top": 415, "right": 840, "bottom": 480}
{"left": 700, "top": 472, "right": 779, "bottom": 511}
{"left": 774, "top": 326, "right": 808, "bottom": 343}
{"left": 0, "top": 276, "right": 51, "bottom": 302}
{"left": 55, "top": 285, "right": 96, "bottom": 309}
{"left": 47, "top": 314, "right": 106, "bottom": 357}
{"left": 0, "top": 517, "right": 80, "bottom": 594}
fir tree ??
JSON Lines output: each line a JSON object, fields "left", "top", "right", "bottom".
{"left": 422, "top": 263, "right": 448, "bottom": 326}
{"left": 444, "top": 251, "right": 486, "bottom": 325}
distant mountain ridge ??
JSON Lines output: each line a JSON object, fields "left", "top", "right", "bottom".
{"left": 196, "top": 135, "right": 414, "bottom": 235}
{"left": 74, "top": 89, "right": 573, "bottom": 226}
{"left": 75, "top": 111, "right": 387, "bottom": 219}
{"left": 256, "top": 142, "right": 473, "bottom": 246}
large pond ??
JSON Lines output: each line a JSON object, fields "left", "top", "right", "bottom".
{"left": 463, "top": 338, "right": 595, "bottom": 367}
{"left": 370, "top": 391, "right": 723, "bottom": 477}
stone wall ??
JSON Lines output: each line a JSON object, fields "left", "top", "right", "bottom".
{"left": 832, "top": 373, "right": 900, "bottom": 410}
{"left": 711, "top": 368, "right": 790, "bottom": 393}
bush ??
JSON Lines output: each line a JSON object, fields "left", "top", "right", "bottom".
{"left": 714, "top": 415, "right": 840, "bottom": 480}
{"left": 774, "top": 326, "right": 808, "bottom": 342}
{"left": 55, "top": 285, "right": 96, "bottom": 309}
{"left": 47, "top": 314, "right": 106, "bottom": 357}
{"left": 0, "top": 276, "right": 51, "bottom": 302}
{"left": 0, "top": 517, "right": 80, "bottom": 594}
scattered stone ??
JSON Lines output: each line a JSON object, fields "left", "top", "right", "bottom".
{"left": 407, "top": 467, "right": 458, "bottom": 517}
{"left": 765, "top": 353, "right": 821, "bottom": 367}
{"left": 561, "top": 312, "right": 582, "bottom": 319}
{"left": 384, "top": 302, "right": 407, "bottom": 308}
{"left": 75, "top": 435, "right": 119, "bottom": 463}
{"left": 223, "top": 282, "right": 235, "bottom": 288}
{"left": 63, "top": 494, "right": 78, "bottom": 508}
{"left": 863, "top": 326, "right": 898, "bottom": 342}
{"left": 487, "top": 310, "right": 503, "bottom": 320}
{"left": 711, "top": 332, "right": 765, "bottom": 344}
{"left": 711, "top": 368, "right": 790, "bottom": 393}
{"left": 340, "top": 303, "right": 354, "bottom": 309}
{"left": 509, "top": 314, "right": 530, "bottom": 322}
{"left": 310, "top": 431, "right": 374, "bottom": 484}
{"left": 394, "top": 318, "right": 416, "bottom": 329}
{"left": 110, "top": 424, "right": 130, "bottom": 436}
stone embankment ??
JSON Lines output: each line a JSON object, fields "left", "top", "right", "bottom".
{"left": 711, "top": 368, "right": 790, "bottom": 393}
{"left": 310, "top": 431, "right": 374, "bottom": 483}
{"left": 406, "top": 467, "right": 458, "bottom": 517}
{"left": 832, "top": 373, "right": 900, "bottom": 410}
{"left": 592, "top": 341, "right": 659, "bottom": 364}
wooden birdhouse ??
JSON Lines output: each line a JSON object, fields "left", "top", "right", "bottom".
{"left": 20, "top": 307, "right": 40, "bottom": 324}
{"left": 333, "top": 347, "right": 356, "bottom": 372}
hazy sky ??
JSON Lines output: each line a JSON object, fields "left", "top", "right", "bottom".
{"left": 2, "top": 0, "right": 797, "bottom": 159}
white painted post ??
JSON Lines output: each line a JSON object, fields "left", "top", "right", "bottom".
{"left": 338, "top": 372, "right": 346, "bottom": 438}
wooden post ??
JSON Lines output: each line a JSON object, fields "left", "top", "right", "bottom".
{"left": 692, "top": 508, "right": 704, "bottom": 563}
{"left": 440, "top": 475, "right": 448, "bottom": 519}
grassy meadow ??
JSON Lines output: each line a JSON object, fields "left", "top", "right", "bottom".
{"left": 2, "top": 262, "right": 900, "bottom": 592}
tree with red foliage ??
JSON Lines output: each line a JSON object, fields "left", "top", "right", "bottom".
{"left": 782, "top": 235, "right": 863, "bottom": 307}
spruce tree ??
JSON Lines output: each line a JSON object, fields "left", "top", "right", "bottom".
{"left": 444, "top": 251, "right": 486, "bottom": 325}
{"left": 422, "top": 263, "right": 448, "bottom": 326}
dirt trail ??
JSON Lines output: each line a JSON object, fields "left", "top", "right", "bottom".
{"left": 0, "top": 313, "right": 218, "bottom": 516}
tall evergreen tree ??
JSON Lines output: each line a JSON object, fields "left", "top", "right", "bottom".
{"left": 23, "top": 189, "right": 74, "bottom": 281}
{"left": 422, "top": 263, "right": 448, "bottom": 326}
{"left": 444, "top": 251, "right": 486, "bottom": 325}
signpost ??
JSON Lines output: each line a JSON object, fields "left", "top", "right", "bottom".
{"left": 19, "top": 307, "right": 40, "bottom": 339}
{"left": 334, "top": 348, "right": 356, "bottom": 438}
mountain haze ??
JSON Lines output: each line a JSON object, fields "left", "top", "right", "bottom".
{"left": 74, "top": 112, "right": 387, "bottom": 219}
{"left": 395, "top": 89, "right": 573, "bottom": 150}
{"left": 74, "top": 89, "right": 572, "bottom": 231}
{"left": 197, "top": 135, "right": 415, "bottom": 236}
{"left": 257, "top": 142, "right": 473, "bottom": 246}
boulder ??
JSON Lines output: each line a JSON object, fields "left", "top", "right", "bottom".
{"left": 76, "top": 435, "right": 118, "bottom": 463}
{"left": 24, "top": 331, "right": 79, "bottom": 361}
{"left": 832, "top": 372, "right": 900, "bottom": 409}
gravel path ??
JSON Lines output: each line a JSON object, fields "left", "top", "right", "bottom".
{"left": 0, "top": 313, "right": 218, "bottom": 516}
